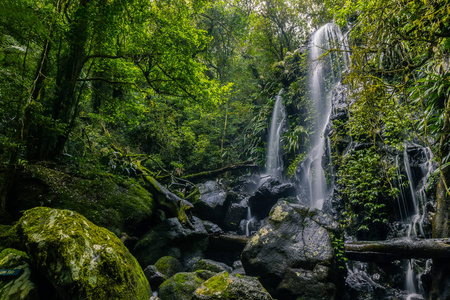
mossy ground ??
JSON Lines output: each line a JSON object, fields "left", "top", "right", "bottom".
{"left": 10, "top": 165, "right": 155, "bottom": 235}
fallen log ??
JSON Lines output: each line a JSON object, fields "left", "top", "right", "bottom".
{"left": 345, "top": 237, "right": 450, "bottom": 261}
{"left": 180, "top": 160, "right": 259, "bottom": 182}
{"left": 211, "top": 234, "right": 250, "bottom": 245}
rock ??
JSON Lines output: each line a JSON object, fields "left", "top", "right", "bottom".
{"left": 0, "top": 248, "right": 39, "bottom": 300}
{"left": 192, "top": 271, "right": 273, "bottom": 300}
{"left": 238, "top": 218, "right": 261, "bottom": 236}
{"left": 241, "top": 201, "right": 344, "bottom": 300}
{"left": 232, "top": 260, "right": 246, "bottom": 275}
{"left": 190, "top": 181, "right": 230, "bottom": 224}
{"left": 134, "top": 216, "right": 208, "bottom": 267}
{"left": 248, "top": 178, "right": 296, "bottom": 219}
{"left": 154, "top": 256, "right": 183, "bottom": 278}
{"left": 144, "top": 265, "right": 167, "bottom": 290}
{"left": 15, "top": 207, "right": 151, "bottom": 300}
{"left": 223, "top": 203, "right": 247, "bottom": 230}
{"left": 189, "top": 259, "right": 232, "bottom": 273}
{"left": 158, "top": 270, "right": 215, "bottom": 300}
{"left": 202, "top": 221, "right": 223, "bottom": 236}
{"left": 330, "top": 83, "right": 348, "bottom": 122}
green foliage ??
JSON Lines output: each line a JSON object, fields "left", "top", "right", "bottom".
{"left": 336, "top": 147, "right": 398, "bottom": 231}
{"left": 330, "top": 233, "right": 347, "bottom": 270}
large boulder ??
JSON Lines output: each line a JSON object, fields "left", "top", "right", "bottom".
{"left": 223, "top": 202, "right": 247, "bottom": 231}
{"left": 241, "top": 201, "right": 344, "bottom": 300}
{"left": 15, "top": 207, "right": 151, "bottom": 300}
{"left": 248, "top": 178, "right": 296, "bottom": 219}
{"left": 133, "top": 216, "right": 208, "bottom": 267}
{"left": 189, "top": 181, "right": 230, "bottom": 224}
{"left": 0, "top": 248, "right": 38, "bottom": 300}
{"left": 192, "top": 271, "right": 273, "bottom": 300}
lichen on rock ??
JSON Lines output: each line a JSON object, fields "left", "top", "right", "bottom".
{"left": 15, "top": 207, "right": 151, "bottom": 300}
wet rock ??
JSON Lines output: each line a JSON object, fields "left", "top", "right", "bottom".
{"left": 202, "top": 221, "right": 223, "bottom": 236}
{"left": 223, "top": 203, "right": 248, "bottom": 230}
{"left": 241, "top": 201, "right": 343, "bottom": 300}
{"left": 232, "top": 260, "right": 246, "bottom": 275}
{"left": 144, "top": 265, "right": 167, "bottom": 290}
{"left": 230, "top": 175, "right": 261, "bottom": 195}
{"left": 158, "top": 270, "right": 215, "bottom": 300}
{"left": 0, "top": 248, "right": 39, "bottom": 300}
{"left": 238, "top": 218, "right": 261, "bottom": 236}
{"left": 15, "top": 207, "right": 151, "bottom": 300}
{"left": 189, "top": 259, "right": 232, "bottom": 273}
{"left": 248, "top": 178, "right": 296, "bottom": 219}
{"left": 330, "top": 83, "right": 348, "bottom": 122}
{"left": 190, "top": 181, "right": 230, "bottom": 224}
{"left": 134, "top": 216, "right": 208, "bottom": 267}
{"left": 192, "top": 271, "right": 273, "bottom": 300}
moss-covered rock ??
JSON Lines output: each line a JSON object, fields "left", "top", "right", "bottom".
{"left": 158, "top": 270, "right": 215, "bottom": 300}
{"left": 154, "top": 256, "right": 183, "bottom": 278}
{"left": 0, "top": 225, "right": 20, "bottom": 252}
{"left": 189, "top": 259, "right": 232, "bottom": 274}
{"left": 0, "top": 248, "right": 39, "bottom": 300}
{"left": 9, "top": 165, "right": 155, "bottom": 235}
{"left": 192, "top": 271, "right": 273, "bottom": 299}
{"left": 15, "top": 207, "right": 151, "bottom": 300}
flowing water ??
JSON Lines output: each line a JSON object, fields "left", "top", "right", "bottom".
{"left": 266, "top": 90, "right": 286, "bottom": 178}
{"left": 298, "top": 23, "right": 349, "bottom": 209}
{"left": 397, "top": 144, "right": 433, "bottom": 299}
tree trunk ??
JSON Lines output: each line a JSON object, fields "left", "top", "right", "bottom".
{"left": 344, "top": 238, "right": 450, "bottom": 261}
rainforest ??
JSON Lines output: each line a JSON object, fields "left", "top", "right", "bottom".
{"left": 0, "top": 0, "right": 450, "bottom": 299}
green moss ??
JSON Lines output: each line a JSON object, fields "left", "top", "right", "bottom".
{"left": 16, "top": 207, "right": 151, "bottom": 300}
{"left": 0, "top": 248, "right": 28, "bottom": 269}
{"left": 154, "top": 256, "right": 182, "bottom": 278}
{"left": 20, "top": 165, "right": 155, "bottom": 235}
{"left": 195, "top": 271, "right": 232, "bottom": 297}
{"left": 186, "top": 187, "right": 200, "bottom": 204}
{"left": 0, "top": 225, "right": 20, "bottom": 252}
{"left": 158, "top": 272, "right": 206, "bottom": 300}
{"left": 0, "top": 248, "right": 37, "bottom": 300}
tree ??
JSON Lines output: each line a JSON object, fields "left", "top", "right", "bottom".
{"left": 0, "top": 0, "right": 225, "bottom": 212}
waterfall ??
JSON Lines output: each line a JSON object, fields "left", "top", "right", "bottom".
{"left": 397, "top": 143, "right": 433, "bottom": 299}
{"left": 299, "top": 23, "right": 349, "bottom": 209}
{"left": 266, "top": 90, "right": 286, "bottom": 178}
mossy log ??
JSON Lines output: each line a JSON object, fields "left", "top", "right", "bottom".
{"left": 133, "top": 160, "right": 194, "bottom": 228}
{"left": 345, "top": 237, "right": 450, "bottom": 261}
{"left": 180, "top": 160, "right": 259, "bottom": 182}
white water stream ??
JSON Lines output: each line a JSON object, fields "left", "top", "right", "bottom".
{"left": 266, "top": 90, "right": 286, "bottom": 178}
{"left": 299, "top": 23, "right": 349, "bottom": 209}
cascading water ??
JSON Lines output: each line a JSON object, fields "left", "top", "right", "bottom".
{"left": 266, "top": 90, "right": 286, "bottom": 178}
{"left": 299, "top": 23, "right": 349, "bottom": 209}
{"left": 397, "top": 144, "right": 433, "bottom": 299}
